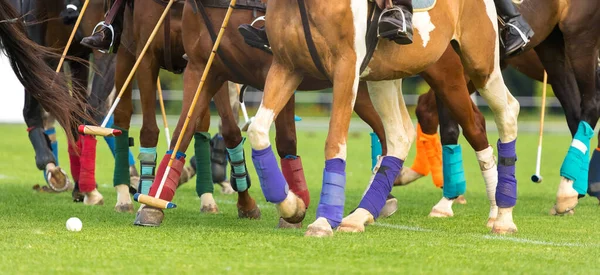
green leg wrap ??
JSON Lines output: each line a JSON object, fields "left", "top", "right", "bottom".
{"left": 442, "top": 144, "right": 466, "bottom": 199}
{"left": 560, "top": 121, "right": 594, "bottom": 195}
{"left": 195, "top": 132, "right": 214, "bottom": 196}
{"left": 113, "top": 126, "right": 130, "bottom": 187}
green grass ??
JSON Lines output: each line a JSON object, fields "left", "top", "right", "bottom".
{"left": 1, "top": 123, "right": 599, "bottom": 274}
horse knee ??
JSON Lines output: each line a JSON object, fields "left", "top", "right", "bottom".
{"left": 440, "top": 125, "right": 460, "bottom": 145}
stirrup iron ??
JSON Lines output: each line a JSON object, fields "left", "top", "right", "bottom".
{"left": 91, "top": 21, "right": 115, "bottom": 53}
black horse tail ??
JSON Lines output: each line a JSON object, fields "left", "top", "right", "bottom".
{"left": 0, "top": 0, "right": 91, "bottom": 142}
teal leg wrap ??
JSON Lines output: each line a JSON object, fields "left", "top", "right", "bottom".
{"left": 442, "top": 144, "right": 466, "bottom": 199}
{"left": 195, "top": 132, "right": 213, "bottom": 196}
{"left": 227, "top": 137, "right": 250, "bottom": 192}
{"left": 113, "top": 126, "right": 130, "bottom": 187}
{"left": 370, "top": 132, "right": 382, "bottom": 170}
{"left": 138, "top": 147, "right": 157, "bottom": 195}
{"left": 560, "top": 121, "right": 594, "bottom": 195}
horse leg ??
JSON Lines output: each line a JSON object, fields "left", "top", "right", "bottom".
{"left": 213, "top": 83, "right": 260, "bottom": 219}
{"left": 395, "top": 90, "right": 443, "bottom": 187}
{"left": 338, "top": 79, "right": 411, "bottom": 233}
{"left": 193, "top": 105, "right": 219, "bottom": 214}
{"left": 134, "top": 61, "right": 220, "bottom": 226}
{"left": 591, "top": 66, "right": 600, "bottom": 201}
{"left": 247, "top": 62, "right": 304, "bottom": 227}
{"left": 274, "top": 94, "right": 308, "bottom": 228}
{"left": 112, "top": 47, "right": 136, "bottom": 211}
{"left": 459, "top": 0, "right": 520, "bottom": 234}
{"left": 553, "top": 11, "right": 600, "bottom": 212}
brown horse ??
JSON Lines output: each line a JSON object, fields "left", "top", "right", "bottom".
{"left": 248, "top": 0, "right": 520, "bottom": 236}
{"left": 402, "top": 0, "right": 600, "bottom": 216}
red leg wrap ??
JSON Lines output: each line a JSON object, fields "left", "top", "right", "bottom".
{"left": 67, "top": 138, "right": 82, "bottom": 183}
{"left": 281, "top": 156, "right": 310, "bottom": 208}
{"left": 79, "top": 135, "right": 97, "bottom": 192}
{"left": 149, "top": 154, "right": 185, "bottom": 201}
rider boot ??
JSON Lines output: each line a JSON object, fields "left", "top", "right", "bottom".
{"left": 378, "top": 0, "right": 413, "bottom": 45}
{"left": 495, "top": 0, "right": 534, "bottom": 57}
{"left": 80, "top": 0, "right": 125, "bottom": 52}
{"left": 238, "top": 20, "right": 271, "bottom": 54}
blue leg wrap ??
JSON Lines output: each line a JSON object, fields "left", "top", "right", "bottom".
{"left": 294, "top": 115, "right": 302, "bottom": 122}
{"left": 560, "top": 121, "right": 593, "bottom": 195}
{"left": 442, "top": 145, "right": 466, "bottom": 199}
{"left": 316, "top": 158, "right": 346, "bottom": 228}
{"left": 588, "top": 149, "right": 600, "bottom": 198}
{"left": 370, "top": 132, "right": 382, "bottom": 171}
{"left": 358, "top": 156, "right": 403, "bottom": 219}
{"left": 227, "top": 137, "right": 250, "bottom": 192}
{"left": 138, "top": 147, "right": 157, "bottom": 195}
{"left": 252, "top": 146, "right": 288, "bottom": 203}
{"left": 44, "top": 128, "right": 58, "bottom": 165}
{"left": 497, "top": 139, "right": 517, "bottom": 208}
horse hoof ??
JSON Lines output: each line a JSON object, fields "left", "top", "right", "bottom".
{"left": 115, "top": 203, "right": 134, "bottom": 213}
{"left": 83, "top": 189, "right": 104, "bottom": 206}
{"left": 133, "top": 206, "right": 164, "bottom": 227}
{"left": 219, "top": 181, "right": 236, "bottom": 195}
{"left": 72, "top": 190, "right": 84, "bottom": 203}
{"left": 429, "top": 197, "right": 454, "bottom": 218}
{"left": 554, "top": 196, "right": 578, "bottom": 215}
{"left": 549, "top": 206, "right": 575, "bottom": 216}
{"left": 456, "top": 195, "right": 467, "bottom": 205}
{"left": 305, "top": 217, "right": 333, "bottom": 237}
{"left": 337, "top": 208, "right": 374, "bottom": 233}
{"left": 238, "top": 206, "right": 261, "bottom": 219}
{"left": 46, "top": 167, "right": 69, "bottom": 192}
{"left": 201, "top": 204, "right": 219, "bottom": 214}
{"left": 200, "top": 193, "right": 219, "bottom": 214}
{"left": 277, "top": 217, "right": 301, "bottom": 229}
{"left": 491, "top": 207, "right": 517, "bottom": 234}
{"left": 486, "top": 218, "right": 496, "bottom": 229}
{"left": 379, "top": 196, "right": 398, "bottom": 218}
{"left": 277, "top": 192, "right": 306, "bottom": 224}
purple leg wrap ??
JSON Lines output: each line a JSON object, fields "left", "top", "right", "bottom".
{"left": 358, "top": 156, "right": 403, "bottom": 219}
{"left": 316, "top": 158, "right": 346, "bottom": 228}
{"left": 496, "top": 139, "right": 517, "bottom": 208}
{"left": 252, "top": 146, "right": 288, "bottom": 203}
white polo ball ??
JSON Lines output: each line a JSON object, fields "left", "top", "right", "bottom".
{"left": 66, "top": 217, "right": 82, "bottom": 232}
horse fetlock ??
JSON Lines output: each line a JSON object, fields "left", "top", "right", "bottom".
{"left": 277, "top": 192, "right": 306, "bottom": 224}
{"left": 337, "top": 208, "right": 375, "bottom": 233}
{"left": 114, "top": 184, "right": 133, "bottom": 213}
{"left": 429, "top": 197, "right": 454, "bottom": 218}
{"left": 553, "top": 177, "right": 579, "bottom": 214}
{"left": 305, "top": 217, "right": 333, "bottom": 237}
{"left": 200, "top": 193, "right": 219, "bottom": 214}
{"left": 394, "top": 167, "right": 424, "bottom": 186}
{"left": 83, "top": 189, "right": 104, "bottom": 206}
{"left": 492, "top": 207, "right": 517, "bottom": 234}
{"left": 133, "top": 206, "right": 164, "bottom": 227}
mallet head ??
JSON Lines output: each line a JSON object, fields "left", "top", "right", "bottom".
{"left": 531, "top": 174, "right": 543, "bottom": 183}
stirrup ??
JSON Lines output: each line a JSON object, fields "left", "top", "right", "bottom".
{"left": 378, "top": 6, "right": 408, "bottom": 37}
{"left": 250, "top": 15, "right": 265, "bottom": 27}
{"left": 91, "top": 21, "right": 115, "bottom": 53}
{"left": 505, "top": 22, "right": 531, "bottom": 47}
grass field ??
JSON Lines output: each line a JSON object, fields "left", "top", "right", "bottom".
{"left": 1, "top": 122, "right": 600, "bottom": 274}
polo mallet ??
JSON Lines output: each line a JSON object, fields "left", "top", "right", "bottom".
{"left": 133, "top": 0, "right": 237, "bottom": 209}
{"left": 236, "top": 83, "right": 252, "bottom": 131}
{"left": 55, "top": 0, "right": 90, "bottom": 73}
{"left": 78, "top": 0, "right": 176, "bottom": 138}
{"left": 531, "top": 71, "right": 548, "bottom": 183}
{"left": 157, "top": 77, "right": 171, "bottom": 145}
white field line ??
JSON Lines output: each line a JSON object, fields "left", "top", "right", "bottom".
{"left": 373, "top": 222, "right": 433, "bottom": 232}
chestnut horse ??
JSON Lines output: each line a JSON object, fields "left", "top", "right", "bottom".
{"left": 248, "top": 0, "right": 520, "bottom": 236}
{"left": 402, "top": 0, "right": 600, "bottom": 215}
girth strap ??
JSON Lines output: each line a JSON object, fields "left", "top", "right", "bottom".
{"left": 163, "top": 9, "right": 174, "bottom": 72}
{"left": 360, "top": 4, "right": 381, "bottom": 74}
{"left": 105, "top": 0, "right": 125, "bottom": 24}
{"left": 297, "top": 0, "right": 330, "bottom": 81}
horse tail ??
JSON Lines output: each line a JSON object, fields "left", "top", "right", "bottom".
{"left": 0, "top": 0, "right": 90, "bottom": 142}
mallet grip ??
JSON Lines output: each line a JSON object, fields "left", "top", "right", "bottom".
{"left": 133, "top": 193, "right": 176, "bottom": 209}
{"left": 78, "top": 125, "right": 122, "bottom": 137}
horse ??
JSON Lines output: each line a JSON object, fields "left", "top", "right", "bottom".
{"left": 399, "top": 0, "right": 600, "bottom": 215}
{"left": 245, "top": 0, "right": 522, "bottom": 237}
{"left": 0, "top": 0, "right": 86, "bottom": 144}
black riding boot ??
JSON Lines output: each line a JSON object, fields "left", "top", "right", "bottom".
{"left": 495, "top": 0, "right": 534, "bottom": 57}
{"left": 238, "top": 23, "right": 271, "bottom": 54}
{"left": 80, "top": 0, "right": 125, "bottom": 52}
{"left": 378, "top": 0, "right": 413, "bottom": 45}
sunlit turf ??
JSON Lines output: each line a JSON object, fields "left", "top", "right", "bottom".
{"left": 0, "top": 123, "right": 599, "bottom": 274}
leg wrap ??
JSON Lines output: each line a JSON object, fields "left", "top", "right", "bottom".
{"left": 28, "top": 127, "right": 56, "bottom": 170}
{"left": 411, "top": 124, "right": 443, "bottom": 187}
{"left": 44, "top": 127, "right": 59, "bottom": 166}
{"left": 227, "top": 137, "right": 251, "bottom": 192}
{"left": 496, "top": 139, "right": 517, "bottom": 208}
{"left": 113, "top": 126, "right": 130, "bottom": 187}
{"left": 358, "top": 156, "right": 403, "bottom": 219}
{"left": 561, "top": 121, "right": 593, "bottom": 195}
{"left": 252, "top": 146, "right": 288, "bottom": 203}
{"left": 370, "top": 132, "right": 382, "bottom": 171}
{"left": 588, "top": 148, "right": 600, "bottom": 198}
{"left": 149, "top": 151, "right": 186, "bottom": 201}
{"left": 281, "top": 155, "right": 310, "bottom": 208}
{"left": 79, "top": 135, "right": 97, "bottom": 193}
{"left": 316, "top": 158, "right": 346, "bottom": 228}
{"left": 68, "top": 138, "right": 82, "bottom": 183}
{"left": 138, "top": 147, "right": 157, "bottom": 195}
{"left": 442, "top": 145, "right": 466, "bottom": 199}
{"left": 194, "top": 132, "right": 213, "bottom": 196}
{"left": 210, "top": 134, "right": 227, "bottom": 184}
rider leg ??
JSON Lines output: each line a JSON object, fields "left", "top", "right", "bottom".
{"left": 378, "top": 0, "right": 413, "bottom": 45}
{"left": 494, "top": 0, "right": 534, "bottom": 57}
{"left": 80, "top": 0, "right": 125, "bottom": 52}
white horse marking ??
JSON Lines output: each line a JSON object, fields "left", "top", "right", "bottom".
{"left": 247, "top": 106, "right": 275, "bottom": 150}
{"left": 413, "top": 11, "right": 435, "bottom": 48}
